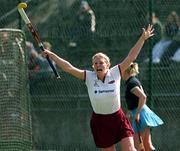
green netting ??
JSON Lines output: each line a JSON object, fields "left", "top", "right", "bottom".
{"left": 0, "top": 0, "right": 180, "bottom": 151}
{"left": 0, "top": 29, "right": 32, "bottom": 150}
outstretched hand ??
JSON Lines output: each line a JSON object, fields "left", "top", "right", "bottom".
{"left": 142, "top": 24, "right": 154, "bottom": 40}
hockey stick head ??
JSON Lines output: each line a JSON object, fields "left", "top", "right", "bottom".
{"left": 18, "top": 2, "right": 27, "bottom": 9}
{"left": 17, "top": 2, "right": 30, "bottom": 24}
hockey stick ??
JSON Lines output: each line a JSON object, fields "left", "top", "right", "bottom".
{"left": 17, "top": 2, "right": 60, "bottom": 79}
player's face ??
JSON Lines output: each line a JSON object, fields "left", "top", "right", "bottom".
{"left": 92, "top": 56, "right": 109, "bottom": 75}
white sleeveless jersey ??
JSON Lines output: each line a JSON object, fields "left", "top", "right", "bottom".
{"left": 85, "top": 65, "right": 121, "bottom": 114}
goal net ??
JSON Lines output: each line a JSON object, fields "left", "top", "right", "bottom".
{"left": 0, "top": 28, "right": 32, "bottom": 151}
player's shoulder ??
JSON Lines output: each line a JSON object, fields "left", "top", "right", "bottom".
{"left": 127, "top": 76, "right": 139, "bottom": 84}
{"left": 110, "top": 65, "right": 120, "bottom": 72}
{"left": 85, "top": 70, "right": 96, "bottom": 77}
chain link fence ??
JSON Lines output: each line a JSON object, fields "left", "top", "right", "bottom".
{"left": 0, "top": 0, "right": 180, "bottom": 150}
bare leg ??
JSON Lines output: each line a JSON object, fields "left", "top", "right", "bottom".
{"left": 133, "top": 133, "right": 142, "bottom": 151}
{"left": 120, "top": 136, "right": 137, "bottom": 151}
{"left": 142, "top": 128, "right": 155, "bottom": 151}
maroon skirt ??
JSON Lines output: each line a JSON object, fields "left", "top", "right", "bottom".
{"left": 90, "top": 108, "right": 134, "bottom": 148}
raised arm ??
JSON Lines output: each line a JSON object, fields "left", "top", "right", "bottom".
{"left": 42, "top": 50, "right": 85, "bottom": 80}
{"left": 120, "top": 24, "right": 154, "bottom": 74}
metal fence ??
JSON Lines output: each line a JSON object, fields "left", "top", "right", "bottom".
{"left": 0, "top": 0, "right": 180, "bottom": 150}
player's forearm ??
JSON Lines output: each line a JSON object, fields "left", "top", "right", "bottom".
{"left": 49, "top": 53, "right": 73, "bottom": 73}
{"left": 136, "top": 96, "right": 146, "bottom": 113}
{"left": 127, "top": 35, "right": 145, "bottom": 61}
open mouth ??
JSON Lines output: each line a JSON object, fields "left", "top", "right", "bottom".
{"left": 96, "top": 69, "right": 102, "bottom": 72}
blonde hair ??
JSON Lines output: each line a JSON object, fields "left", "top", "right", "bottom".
{"left": 92, "top": 52, "right": 110, "bottom": 65}
{"left": 43, "top": 41, "right": 52, "bottom": 50}
{"left": 125, "top": 62, "right": 139, "bottom": 76}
